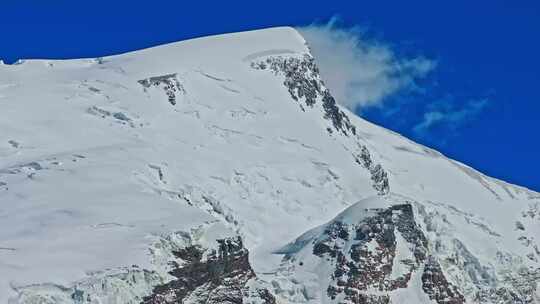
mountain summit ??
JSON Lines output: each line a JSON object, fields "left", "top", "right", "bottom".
{"left": 1, "top": 27, "right": 538, "bottom": 303}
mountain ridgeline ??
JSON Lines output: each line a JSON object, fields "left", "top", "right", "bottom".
{"left": 0, "top": 27, "right": 538, "bottom": 303}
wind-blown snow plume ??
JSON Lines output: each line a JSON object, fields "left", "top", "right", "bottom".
{"left": 298, "top": 19, "right": 435, "bottom": 111}
{"left": 1, "top": 27, "right": 538, "bottom": 304}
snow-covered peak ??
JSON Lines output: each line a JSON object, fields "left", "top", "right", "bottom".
{"left": 0, "top": 27, "right": 538, "bottom": 303}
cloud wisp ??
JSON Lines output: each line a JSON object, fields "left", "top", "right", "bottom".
{"left": 298, "top": 19, "right": 490, "bottom": 145}
{"left": 413, "top": 98, "right": 488, "bottom": 137}
{"left": 297, "top": 19, "right": 436, "bottom": 111}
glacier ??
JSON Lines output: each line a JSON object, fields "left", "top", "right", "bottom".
{"left": 0, "top": 27, "right": 539, "bottom": 303}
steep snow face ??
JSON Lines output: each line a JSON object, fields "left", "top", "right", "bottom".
{"left": 0, "top": 27, "right": 380, "bottom": 303}
{"left": 0, "top": 27, "right": 538, "bottom": 303}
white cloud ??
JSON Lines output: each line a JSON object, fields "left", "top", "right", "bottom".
{"left": 413, "top": 98, "right": 488, "bottom": 136}
{"left": 297, "top": 19, "right": 436, "bottom": 111}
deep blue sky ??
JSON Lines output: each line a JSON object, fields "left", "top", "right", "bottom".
{"left": 2, "top": 1, "right": 538, "bottom": 191}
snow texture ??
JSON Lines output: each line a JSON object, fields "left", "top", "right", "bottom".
{"left": 0, "top": 27, "right": 539, "bottom": 303}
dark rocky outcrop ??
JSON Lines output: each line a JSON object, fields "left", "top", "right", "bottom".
{"left": 142, "top": 237, "right": 274, "bottom": 304}
{"left": 138, "top": 73, "right": 185, "bottom": 105}
{"left": 422, "top": 257, "right": 465, "bottom": 304}
{"left": 251, "top": 55, "right": 391, "bottom": 196}
{"left": 251, "top": 55, "right": 355, "bottom": 136}
{"left": 472, "top": 267, "right": 540, "bottom": 304}
{"left": 304, "top": 203, "right": 465, "bottom": 303}
{"left": 354, "top": 145, "right": 390, "bottom": 195}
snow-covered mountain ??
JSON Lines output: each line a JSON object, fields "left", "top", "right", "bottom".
{"left": 0, "top": 27, "right": 538, "bottom": 304}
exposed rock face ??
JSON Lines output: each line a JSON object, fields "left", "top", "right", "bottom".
{"left": 422, "top": 257, "right": 466, "bottom": 304}
{"left": 4, "top": 28, "right": 540, "bottom": 304}
{"left": 12, "top": 268, "right": 162, "bottom": 304}
{"left": 251, "top": 55, "right": 390, "bottom": 196}
{"left": 138, "top": 73, "right": 185, "bottom": 105}
{"left": 354, "top": 145, "right": 390, "bottom": 195}
{"left": 315, "top": 204, "right": 433, "bottom": 303}
{"left": 472, "top": 268, "right": 540, "bottom": 304}
{"left": 143, "top": 236, "right": 275, "bottom": 304}
{"left": 278, "top": 199, "right": 469, "bottom": 303}
{"left": 251, "top": 55, "right": 355, "bottom": 137}
{"left": 11, "top": 232, "right": 276, "bottom": 304}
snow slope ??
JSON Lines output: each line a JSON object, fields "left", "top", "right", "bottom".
{"left": 0, "top": 27, "right": 538, "bottom": 303}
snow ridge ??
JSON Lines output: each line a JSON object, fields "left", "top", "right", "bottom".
{"left": 0, "top": 27, "right": 538, "bottom": 303}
